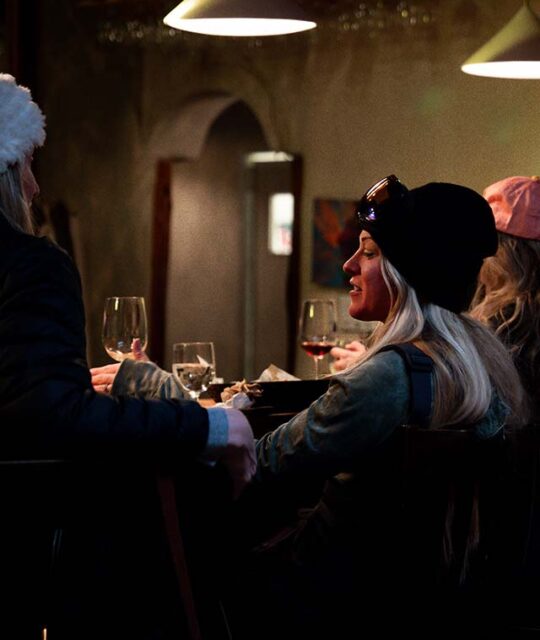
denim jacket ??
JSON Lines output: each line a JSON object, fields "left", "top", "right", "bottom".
{"left": 255, "top": 349, "right": 508, "bottom": 481}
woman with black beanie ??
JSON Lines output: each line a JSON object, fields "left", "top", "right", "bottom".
{"left": 230, "top": 174, "right": 527, "bottom": 638}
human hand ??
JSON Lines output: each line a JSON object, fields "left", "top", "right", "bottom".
{"left": 221, "top": 409, "right": 256, "bottom": 499}
{"left": 90, "top": 363, "right": 121, "bottom": 394}
{"left": 91, "top": 338, "right": 150, "bottom": 393}
{"left": 330, "top": 340, "right": 366, "bottom": 372}
{"left": 131, "top": 338, "right": 150, "bottom": 362}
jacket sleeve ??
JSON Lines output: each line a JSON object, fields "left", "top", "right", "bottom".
{"left": 112, "top": 359, "right": 187, "bottom": 400}
{"left": 110, "top": 360, "right": 231, "bottom": 458}
{"left": 0, "top": 238, "right": 209, "bottom": 461}
{"left": 255, "top": 351, "right": 411, "bottom": 481}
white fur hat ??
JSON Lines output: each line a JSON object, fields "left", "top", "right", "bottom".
{"left": 0, "top": 73, "right": 46, "bottom": 174}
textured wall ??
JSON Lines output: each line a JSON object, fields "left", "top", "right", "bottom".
{"left": 36, "top": 0, "right": 540, "bottom": 374}
{"left": 167, "top": 102, "right": 268, "bottom": 382}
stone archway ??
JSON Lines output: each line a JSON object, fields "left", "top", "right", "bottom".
{"left": 149, "top": 93, "right": 301, "bottom": 379}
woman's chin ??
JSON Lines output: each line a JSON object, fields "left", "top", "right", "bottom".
{"left": 349, "top": 306, "right": 384, "bottom": 323}
{"left": 348, "top": 304, "right": 365, "bottom": 321}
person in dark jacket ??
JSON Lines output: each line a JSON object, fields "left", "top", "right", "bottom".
{"left": 0, "top": 73, "right": 255, "bottom": 639}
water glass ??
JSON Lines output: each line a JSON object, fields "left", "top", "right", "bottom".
{"left": 172, "top": 342, "right": 216, "bottom": 400}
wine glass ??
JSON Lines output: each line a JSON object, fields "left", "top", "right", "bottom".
{"left": 299, "top": 299, "right": 337, "bottom": 379}
{"left": 102, "top": 296, "right": 148, "bottom": 362}
{"left": 172, "top": 342, "right": 216, "bottom": 400}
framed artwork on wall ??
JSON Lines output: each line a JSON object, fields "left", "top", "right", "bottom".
{"left": 312, "top": 198, "right": 358, "bottom": 288}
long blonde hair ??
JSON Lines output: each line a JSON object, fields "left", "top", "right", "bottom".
{"left": 471, "top": 234, "right": 540, "bottom": 407}
{"left": 360, "top": 256, "right": 526, "bottom": 427}
{"left": 0, "top": 162, "right": 34, "bottom": 234}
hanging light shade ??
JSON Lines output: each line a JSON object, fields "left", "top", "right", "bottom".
{"left": 462, "top": 1, "right": 540, "bottom": 79}
{"left": 163, "top": 0, "right": 316, "bottom": 37}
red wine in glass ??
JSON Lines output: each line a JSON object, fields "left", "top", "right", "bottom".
{"left": 299, "top": 299, "right": 337, "bottom": 379}
{"left": 301, "top": 341, "right": 335, "bottom": 358}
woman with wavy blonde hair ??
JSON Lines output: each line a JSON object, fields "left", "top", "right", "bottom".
{"left": 257, "top": 176, "right": 525, "bottom": 458}
{"left": 471, "top": 176, "right": 540, "bottom": 423}
{"left": 228, "top": 175, "right": 528, "bottom": 639}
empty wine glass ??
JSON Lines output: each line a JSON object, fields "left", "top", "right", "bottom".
{"left": 172, "top": 342, "right": 216, "bottom": 400}
{"left": 299, "top": 299, "right": 337, "bottom": 379}
{"left": 102, "top": 296, "right": 148, "bottom": 362}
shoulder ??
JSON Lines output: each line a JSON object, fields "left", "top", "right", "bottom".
{"left": 317, "top": 349, "right": 411, "bottom": 424}
{"left": 18, "top": 234, "right": 72, "bottom": 267}
{"left": 338, "top": 348, "right": 409, "bottom": 390}
{"left": 1, "top": 230, "right": 70, "bottom": 267}
{"left": 329, "top": 349, "right": 412, "bottom": 420}
{"left": 3, "top": 234, "right": 78, "bottom": 288}
{"left": 0, "top": 234, "right": 84, "bottom": 334}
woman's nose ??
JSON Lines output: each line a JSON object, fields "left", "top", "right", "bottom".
{"left": 343, "top": 251, "right": 360, "bottom": 275}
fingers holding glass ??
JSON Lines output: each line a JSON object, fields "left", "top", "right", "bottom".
{"left": 330, "top": 341, "right": 366, "bottom": 372}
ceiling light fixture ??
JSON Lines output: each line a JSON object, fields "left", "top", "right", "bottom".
{"left": 462, "top": 1, "right": 540, "bottom": 79}
{"left": 163, "top": 0, "right": 316, "bottom": 37}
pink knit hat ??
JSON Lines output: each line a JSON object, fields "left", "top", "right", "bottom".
{"left": 483, "top": 176, "right": 540, "bottom": 241}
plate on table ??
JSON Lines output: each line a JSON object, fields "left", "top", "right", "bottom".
{"left": 204, "top": 379, "right": 330, "bottom": 411}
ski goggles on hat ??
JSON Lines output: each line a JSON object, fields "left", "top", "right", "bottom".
{"left": 356, "top": 174, "right": 410, "bottom": 227}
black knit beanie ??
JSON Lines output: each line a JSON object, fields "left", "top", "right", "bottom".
{"left": 359, "top": 181, "right": 498, "bottom": 313}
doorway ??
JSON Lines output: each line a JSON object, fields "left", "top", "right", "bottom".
{"left": 243, "top": 151, "right": 300, "bottom": 380}
{"left": 151, "top": 100, "right": 302, "bottom": 382}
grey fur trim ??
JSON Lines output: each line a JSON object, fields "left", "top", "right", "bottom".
{"left": 0, "top": 74, "right": 46, "bottom": 174}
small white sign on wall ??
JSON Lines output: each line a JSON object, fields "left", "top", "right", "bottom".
{"left": 268, "top": 192, "right": 294, "bottom": 256}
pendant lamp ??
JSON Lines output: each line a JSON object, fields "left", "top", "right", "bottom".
{"left": 163, "top": 0, "right": 316, "bottom": 37}
{"left": 462, "top": 1, "right": 540, "bottom": 79}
